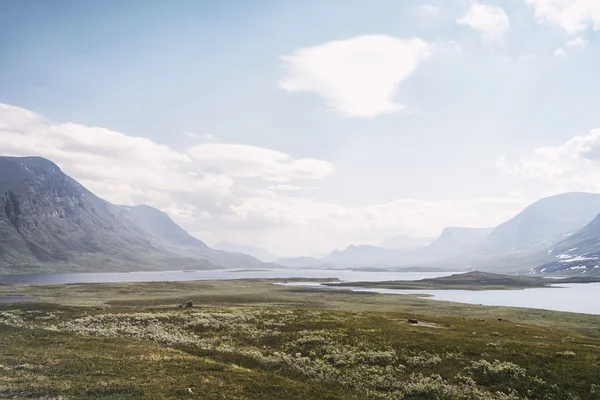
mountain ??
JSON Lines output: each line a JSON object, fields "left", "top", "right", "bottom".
{"left": 426, "top": 227, "right": 493, "bottom": 256}
{"left": 485, "top": 192, "right": 600, "bottom": 251}
{"left": 120, "top": 204, "right": 209, "bottom": 249}
{"left": 118, "top": 205, "right": 265, "bottom": 269}
{"left": 532, "top": 213, "right": 600, "bottom": 276}
{"left": 0, "top": 156, "right": 265, "bottom": 273}
{"left": 321, "top": 244, "right": 392, "bottom": 267}
{"left": 380, "top": 235, "right": 432, "bottom": 250}
{"left": 213, "top": 241, "right": 277, "bottom": 262}
{"left": 427, "top": 193, "right": 600, "bottom": 273}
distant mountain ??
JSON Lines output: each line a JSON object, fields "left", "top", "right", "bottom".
{"left": 120, "top": 204, "right": 209, "bottom": 249}
{"left": 427, "top": 227, "right": 493, "bottom": 256}
{"left": 0, "top": 156, "right": 266, "bottom": 273}
{"left": 119, "top": 205, "right": 265, "bottom": 269}
{"left": 213, "top": 241, "right": 277, "bottom": 262}
{"left": 321, "top": 244, "right": 392, "bottom": 267}
{"left": 428, "top": 193, "right": 600, "bottom": 273}
{"left": 485, "top": 192, "right": 600, "bottom": 251}
{"left": 380, "top": 235, "right": 432, "bottom": 250}
{"left": 532, "top": 213, "right": 600, "bottom": 276}
{"left": 277, "top": 230, "right": 492, "bottom": 269}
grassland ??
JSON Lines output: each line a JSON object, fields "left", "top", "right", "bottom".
{"left": 1, "top": 279, "right": 600, "bottom": 399}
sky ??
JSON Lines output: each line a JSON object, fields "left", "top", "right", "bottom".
{"left": 1, "top": 0, "right": 600, "bottom": 256}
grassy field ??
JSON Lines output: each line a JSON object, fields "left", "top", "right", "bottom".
{"left": 1, "top": 279, "right": 600, "bottom": 399}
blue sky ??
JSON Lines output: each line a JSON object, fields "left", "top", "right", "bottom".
{"left": 1, "top": 0, "right": 600, "bottom": 255}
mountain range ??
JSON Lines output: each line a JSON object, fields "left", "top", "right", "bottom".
{"left": 0, "top": 156, "right": 266, "bottom": 274}
{"left": 276, "top": 193, "right": 600, "bottom": 275}
{"left": 3, "top": 155, "right": 600, "bottom": 276}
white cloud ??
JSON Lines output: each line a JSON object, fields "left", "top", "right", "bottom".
{"left": 566, "top": 36, "right": 587, "bottom": 49}
{"left": 0, "top": 103, "right": 332, "bottom": 219}
{"left": 420, "top": 4, "right": 439, "bottom": 13}
{"left": 497, "top": 128, "right": 600, "bottom": 193}
{"left": 0, "top": 103, "right": 531, "bottom": 256}
{"left": 524, "top": 0, "right": 600, "bottom": 34}
{"left": 184, "top": 131, "right": 217, "bottom": 141}
{"left": 279, "top": 35, "right": 434, "bottom": 118}
{"left": 553, "top": 47, "right": 567, "bottom": 56}
{"left": 457, "top": 3, "right": 510, "bottom": 40}
{"left": 187, "top": 143, "right": 333, "bottom": 182}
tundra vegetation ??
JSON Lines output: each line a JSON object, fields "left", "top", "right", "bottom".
{"left": 0, "top": 279, "right": 599, "bottom": 399}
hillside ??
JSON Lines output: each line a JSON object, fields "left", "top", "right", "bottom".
{"left": 0, "top": 156, "right": 265, "bottom": 273}
{"left": 532, "top": 213, "right": 600, "bottom": 275}
{"left": 485, "top": 192, "right": 600, "bottom": 251}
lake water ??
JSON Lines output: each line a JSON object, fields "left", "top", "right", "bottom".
{"left": 1, "top": 268, "right": 599, "bottom": 315}
{"left": 278, "top": 282, "right": 600, "bottom": 315}
{"left": 0, "top": 269, "right": 454, "bottom": 285}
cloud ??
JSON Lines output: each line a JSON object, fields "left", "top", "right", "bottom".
{"left": 566, "top": 36, "right": 587, "bottom": 49}
{"left": 497, "top": 128, "right": 600, "bottom": 193}
{"left": 553, "top": 47, "right": 567, "bottom": 56}
{"left": 457, "top": 3, "right": 510, "bottom": 40}
{"left": 187, "top": 143, "right": 333, "bottom": 182}
{"left": 524, "top": 0, "right": 600, "bottom": 34}
{"left": 0, "top": 102, "right": 332, "bottom": 217}
{"left": 183, "top": 132, "right": 217, "bottom": 141}
{"left": 279, "top": 35, "right": 434, "bottom": 118}
{"left": 420, "top": 4, "right": 439, "bottom": 13}
{"left": 0, "top": 103, "right": 530, "bottom": 256}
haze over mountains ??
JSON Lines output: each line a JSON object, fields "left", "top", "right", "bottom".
{"left": 2, "top": 155, "right": 600, "bottom": 276}
{"left": 213, "top": 242, "right": 277, "bottom": 262}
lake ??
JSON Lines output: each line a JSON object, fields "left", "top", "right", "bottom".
{"left": 0, "top": 268, "right": 454, "bottom": 285}
{"left": 278, "top": 282, "right": 600, "bottom": 315}
{"left": 1, "top": 268, "right": 599, "bottom": 315}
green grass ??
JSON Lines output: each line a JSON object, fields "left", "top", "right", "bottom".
{"left": 1, "top": 279, "right": 600, "bottom": 399}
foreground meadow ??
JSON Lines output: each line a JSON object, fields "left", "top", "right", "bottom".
{"left": 1, "top": 280, "right": 599, "bottom": 399}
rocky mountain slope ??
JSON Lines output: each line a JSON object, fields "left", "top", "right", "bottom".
{"left": 0, "top": 156, "right": 264, "bottom": 273}
{"left": 532, "top": 213, "right": 600, "bottom": 275}
{"left": 485, "top": 192, "right": 600, "bottom": 252}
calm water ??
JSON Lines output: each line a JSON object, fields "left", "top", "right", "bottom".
{"left": 0, "top": 269, "right": 454, "bottom": 285}
{"left": 278, "top": 282, "right": 600, "bottom": 315}
{"left": 2, "top": 269, "right": 599, "bottom": 315}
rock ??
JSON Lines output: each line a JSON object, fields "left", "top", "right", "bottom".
{"left": 181, "top": 300, "right": 193, "bottom": 308}
{"left": 497, "top": 318, "right": 503, "bottom": 321}
{"left": 408, "top": 319, "right": 419, "bottom": 324}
